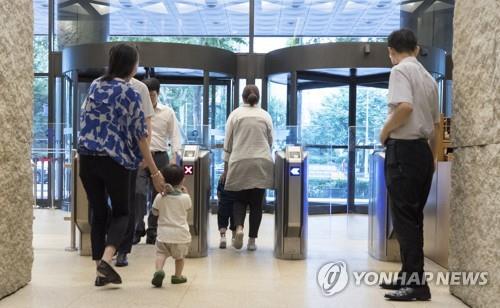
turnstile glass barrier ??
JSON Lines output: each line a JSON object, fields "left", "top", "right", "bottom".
{"left": 274, "top": 146, "right": 308, "bottom": 260}
{"left": 180, "top": 145, "right": 211, "bottom": 258}
{"left": 368, "top": 150, "right": 400, "bottom": 261}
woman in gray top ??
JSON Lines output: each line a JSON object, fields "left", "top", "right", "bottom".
{"left": 222, "top": 85, "right": 274, "bottom": 251}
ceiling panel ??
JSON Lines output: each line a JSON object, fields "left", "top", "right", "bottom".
{"left": 32, "top": 0, "right": 453, "bottom": 37}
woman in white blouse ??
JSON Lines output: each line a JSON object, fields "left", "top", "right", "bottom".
{"left": 222, "top": 85, "right": 274, "bottom": 251}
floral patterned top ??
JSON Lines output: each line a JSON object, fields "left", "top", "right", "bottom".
{"left": 78, "top": 77, "right": 147, "bottom": 170}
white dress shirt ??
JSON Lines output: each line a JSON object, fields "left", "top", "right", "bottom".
{"left": 129, "top": 77, "right": 154, "bottom": 119}
{"left": 150, "top": 104, "right": 182, "bottom": 153}
{"left": 387, "top": 57, "right": 439, "bottom": 140}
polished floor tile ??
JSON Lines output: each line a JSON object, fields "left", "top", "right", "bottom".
{"left": 0, "top": 209, "right": 468, "bottom": 308}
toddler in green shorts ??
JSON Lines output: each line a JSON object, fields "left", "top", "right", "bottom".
{"left": 151, "top": 164, "right": 192, "bottom": 287}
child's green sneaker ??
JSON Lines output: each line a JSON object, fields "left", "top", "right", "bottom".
{"left": 171, "top": 275, "right": 187, "bottom": 284}
{"left": 152, "top": 270, "right": 165, "bottom": 287}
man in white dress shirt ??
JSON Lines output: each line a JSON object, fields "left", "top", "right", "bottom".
{"left": 379, "top": 29, "right": 439, "bottom": 301}
{"left": 139, "top": 78, "right": 182, "bottom": 244}
{"left": 115, "top": 77, "right": 154, "bottom": 267}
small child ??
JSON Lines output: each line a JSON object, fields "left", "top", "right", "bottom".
{"left": 151, "top": 164, "right": 192, "bottom": 287}
{"left": 217, "top": 177, "right": 236, "bottom": 249}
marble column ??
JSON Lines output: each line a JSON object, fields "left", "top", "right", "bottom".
{"left": 0, "top": 0, "right": 34, "bottom": 299}
{"left": 449, "top": 0, "right": 500, "bottom": 307}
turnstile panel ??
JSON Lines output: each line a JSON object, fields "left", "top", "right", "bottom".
{"left": 181, "top": 145, "right": 210, "bottom": 258}
{"left": 274, "top": 146, "right": 308, "bottom": 260}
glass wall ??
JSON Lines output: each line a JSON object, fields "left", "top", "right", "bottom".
{"left": 267, "top": 79, "right": 287, "bottom": 128}
{"left": 159, "top": 83, "right": 204, "bottom": 143}
{"left": 301, "top": 87, "right": 349, "bottom": 208}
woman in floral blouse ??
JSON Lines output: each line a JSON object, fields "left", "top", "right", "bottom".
{"left": 78, "top": 43, "right": 165, "bottom": 286}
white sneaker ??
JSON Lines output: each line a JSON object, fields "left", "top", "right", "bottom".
{"left": 247, "top": 239, "right": 257, "bottom": 251}
{"left": 219, "top": 236, "right": 227, "bottom": 249}
{"left": 233, "top": 230, "right": 244, "bottom": 250}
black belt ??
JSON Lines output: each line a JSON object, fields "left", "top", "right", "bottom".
{"left": 151, "top": 151, "right": 167, "bottom": 155}
{"left": 386, "top": 138, "right": 428, "bottom": 145}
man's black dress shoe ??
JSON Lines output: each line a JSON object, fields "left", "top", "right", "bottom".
{"left": 97, "top": 260, "right": 122, "bottom": 284}
{"left": 95, "top": 276, "right": 109, "bottom": 287}
{"left": 385, "top": 286, "right": 431, "bottom": 301}
{"left": 380, "top": 279, "right": 404, "bottom": 290}
{"left": 115, "top": 253, "right": 128, "bottom": 267}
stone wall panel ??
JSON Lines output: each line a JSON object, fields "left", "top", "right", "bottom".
{"left": 0, "top": 0, "right": 34, "bottom": 299}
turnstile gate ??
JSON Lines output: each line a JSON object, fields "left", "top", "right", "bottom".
{"left": 274, "top": 146, "right": 308, "bottom": 260}
{"left": 180, "top": 145, "right": 211, "bottom": 258}
{"left": 72, "top": 152, "right": 91, "bottom": 256}
{"left": 368, "top": 151, "right": 400, "bottom": 261}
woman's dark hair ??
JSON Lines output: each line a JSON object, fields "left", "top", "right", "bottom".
{"left": 102, "top": 43, "right": 138, "bottom": 81}
{"left": 161, "top": 164, "right": 184, "bottom": 187}
{"left": 242, "top": 84, "right": 260, "bottom": 106}
{"left": 143, "top": 77, "right": 160, "bottom": 94}
{"left": 388, "top": 29, "right": 418, "bottom": 53}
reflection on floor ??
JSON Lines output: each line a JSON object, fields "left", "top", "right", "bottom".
{"left": 0, "top": 209, "right": 467, "bottom": 308}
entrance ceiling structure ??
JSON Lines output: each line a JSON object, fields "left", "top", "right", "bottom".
{"left": 34, "top": 0, "right": 455, "bottom": 36}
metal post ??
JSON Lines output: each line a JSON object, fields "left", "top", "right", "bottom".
{"left": 249, "top": 0, "right": 255, "bottom": 54}
{"left": 203, "top": 70, "right": 210, "bottom": 146}
{"left": 261, "top": 76, "right": 268, "bottom": 110}
{"left": 347, "top": 68, "right": 357, "bottom": 213}
{"left": 47, "top": 0, "right": 56, "bottom": 209}
{"left": 287, "top": 72, "right": 298, "bottom": 144}
{"left": 65, "top": 149, "right": 77, "bottom": 252}
{"left": 233, "top": 78, "right": 240, "bottom": 110}
{"left": 226, "top": 80, "right": 232, "bottom": 118}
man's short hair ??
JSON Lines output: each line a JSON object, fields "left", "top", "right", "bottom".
{"left": 160, "top": 164, "right": 184, "bottom": 187}
{"left": 143, "top": 77, "right": 161, "bottom": 94}
{"left": 388, "top": 29, "right": 418, "bottom": 53}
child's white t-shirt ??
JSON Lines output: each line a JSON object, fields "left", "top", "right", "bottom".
{"left": 153, "top": 193, "right": 192, "bottom": 244}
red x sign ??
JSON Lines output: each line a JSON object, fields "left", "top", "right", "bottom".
{"left": 184, "top": 165, "right": 194, "bottom": 175}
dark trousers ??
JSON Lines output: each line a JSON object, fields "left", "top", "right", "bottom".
{"left": 146, "top": 152, "right": 170, "bottom": 240}
{"left": 218, "top": 200, "right": 236, "bottom": 231}
{"left": 217, "top": 181, "right": 236, "bottom": 231}
{"left": 79, "top": 155, "right": 131, "bottom": 261}
{"left": 232, "top": 188, "right": 265, "bottom": 238}
{"left": 384, "top": 139, "right": 434, "bottom": 286}
{"left": 134, "top": 193, "right": 147, "bottom": 237}
{"left": 118, "top": 169, "right": 138, "bottom": 254}
{"left": 133, "top": 168, "right": 150, "bottom": 239}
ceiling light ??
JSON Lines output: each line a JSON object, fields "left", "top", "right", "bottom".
{"left": 142, "top": 2, "right": 169, "bottom": 14}
{"left": 311, "top": 1, "right": 335, "bottom": 12}
{"left": 426, "top": 1, "right": 454, "bottom": 12}
{"left": 182, "top": 0, "right": 206, "bottom": 4}
{"left": 60, "top": 3, "right": 89, "bottom": 15}
{"left": 98, "top": 0, "right": 122, "bottom": 5}
{"left": 261, "top": 0, "right": 282, "bottom": 11}
{"left": 226, "top": 2, "right": 249, "bottom": 13}
{"left": 130, "top": 0, "right": 151, "bottom": 6}
{"left": 90, "top": 3, "right": 121, "bottom": 15}
{"left": 400, "top": 1, "right": 423, "bottom": 13}
{"left": 343, "top": 1, "right": 369, "bottom": 11}
{"left": 176, "top": 3, "right": 200, "bottom": 14}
